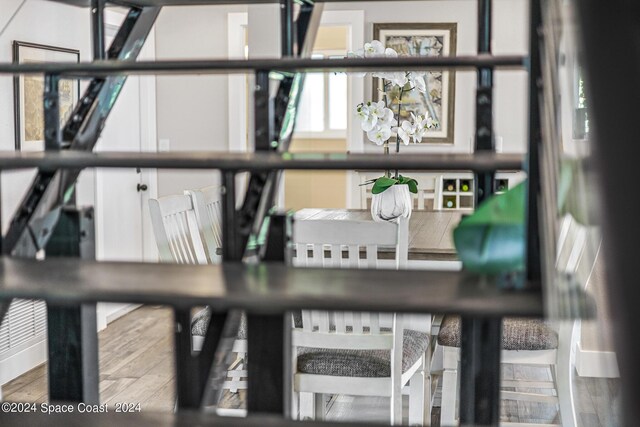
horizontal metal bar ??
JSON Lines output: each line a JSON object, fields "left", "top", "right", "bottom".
{"left": 0, "top": 257, "right": 544, "bottom": 317}
{"left": 0, "top": 55, "right": 528, "bottom": 78}
{"left": 0, "top": 411, "right": 372, "bottom": 427}
{"left": 0, "top": 151, "right": 525, "bottom": 172}
{"left": 48, "top": 0, "right": 496, "bottom": 7}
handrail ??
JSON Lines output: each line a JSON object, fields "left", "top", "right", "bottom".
{"left": 0, "top": 55, "right": 528, "bottom": 78}
{"left": 0, "top": 257, "right": 544, "bottom": 317}
{"left": 0, "top": 151, "right": 525, "bottom": 172}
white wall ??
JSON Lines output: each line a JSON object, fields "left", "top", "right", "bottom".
{"left": 153, "top": 0, "right": 529, "bottom": 171}
{"left": 325, "top": 0, "right": 529, "bottom": 154}
{"left": 0, "top": 0, "right": 92, "bottom": 233}
{"left": 154, "top": 5, "right": 247, "bottom": 197}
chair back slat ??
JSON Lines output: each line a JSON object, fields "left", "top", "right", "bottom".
{"left": 365, "top": 244, "right": 377, "bottom": 269}
{"left": 149, "top": 195, "right": 207, "bottom": 264}
{"left": 334, "top": 312, "right": 346, "bottom": 333}
{"left": 302, "top": 311, "right": 313, "bottom": 332}
{"left": 311, "top": 244, "right": 323, "bottom": 267}
{"left": 186, "top": 186, "right": 223, "bottom": 264}
{"left": 370, "top": 313, "right": 381, "bottom": 334}
{"left": 352, "top": 313, "right": 363, "bottom": 334}
{"left": 329, "top": 245, "right": 341, "bottom": 268}
{"left": 347, "top": 245, "right": 359, "bottom": 268}
{"left": 316, "top": 311, "right": 330, "bottom": 333}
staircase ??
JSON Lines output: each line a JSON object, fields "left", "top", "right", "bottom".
{"left": 0, "top": 0, "right": 628, "bottom": 425}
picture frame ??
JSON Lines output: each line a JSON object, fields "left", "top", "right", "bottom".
{"left": 373, "top": 23, "right": 457, "bottom": 144}
{"left": 13, "top": 41, "right": 80, "bottom": 151}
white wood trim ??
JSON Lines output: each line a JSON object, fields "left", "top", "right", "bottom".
{"left": 228, "top": 12, "right": 249, "bottom": 154}
{"left": 105, "top": 303, "right": 141, "bottom": 325}
{"left": 138, "top": 26, "right": 159, "bottom": 264}
{"left": 501, "top": 391, "right": 559, "bottom": 404}
{"left": 295, "top": 374, "right": 391, "bottom": 396}
{"left": 292, "top": 330, "right": 392, "bottom": 349}
{"left": 0, "top": 339, "right": 47, "bottom": 386}
{"left": 575, "top": 342, "right": 620, "bottom": 378}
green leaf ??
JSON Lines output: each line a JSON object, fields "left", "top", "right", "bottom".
{"left": 372, "top": 176, "right": 398, "bottom": 194}
{"left": 395, "top": 175, "right": 419, "bottom": 194}
{"left": 406, "top": 179, "right": 418, "bottom": 194}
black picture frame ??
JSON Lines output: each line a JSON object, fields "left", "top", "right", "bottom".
{"left": 13, "top": 41, "right": 80, "bottom": 150}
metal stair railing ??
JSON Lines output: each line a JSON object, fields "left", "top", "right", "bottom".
{"left": 0, "top": 0, "right": 579, "bottom": 425}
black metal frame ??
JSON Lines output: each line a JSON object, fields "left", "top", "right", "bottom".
{"left": 457, "top": 1, "right": 502, "bottom": 425}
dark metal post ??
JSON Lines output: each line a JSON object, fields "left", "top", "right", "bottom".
{"left": 474, "top": 0, "right": 495, "bottom": 202}
{"left": 459, "top": 1, "right": 502, "bottom": 425}
{"left": 459, "top": 316, "right": 502, "bottom": 425}
{"left": 525, "top": 0, "right": 542, "bottom": 284}
{"left": 46, "top": 304, "right": 99, "bottom": 404}
{"left": 91, "top": 0, "right": 106, "bottom": 61}
{"left": 43, "top": 73, "right": 61, "bottom": 151}
{"left": 247, "top": 213, "right": 293, "bottom": 415}
{"left": 254, "top": 70, "right": 274, "bottom": 151}
{"left": 45, "top": 207, "right": 99, "bottom": 404}
{"left": 280, "top": 0, "right": 295, "bottom": 57}
{"left": 221, "top": 170, "right": 241, "bottom": 261}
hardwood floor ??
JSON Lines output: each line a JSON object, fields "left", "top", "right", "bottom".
{"left": 2, "top": 306, "right": 621, "bottom": 426}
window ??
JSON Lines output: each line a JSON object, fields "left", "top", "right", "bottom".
{"left": 295, "top": 52, "right": 348, "bottom": 138}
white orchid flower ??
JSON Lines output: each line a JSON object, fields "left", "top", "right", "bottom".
{"left": 397, "top": 120, "right": 415, "bottom": 145}
{"left": 368, "top": 100, "right": 387, "bottom": 118}
{"left": 356, "top": 104, "right": 377, "bottom": 132}
{"left": 364, "top": 40, "right": 386, "bottom": 57}
{"left": 409, "top": 73, "right": 427, "bottom": 93}
{"left": 384, "top": 48, "right": 398, "bottom": 58}
{"left": 376, "top": 72, "right": 407, "bottom": 88}
{"left": 367, "top": 124, "right": 392, "bottom": 145}
{"left": 378, "top": 107, "right": 395, "bottom": 128}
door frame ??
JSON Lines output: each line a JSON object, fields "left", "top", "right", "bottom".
{"left": 227, "top": 9, "right": 364, "bottom": 208}
{"left": 95, "top": 10, "right": 158, "bottom": 330}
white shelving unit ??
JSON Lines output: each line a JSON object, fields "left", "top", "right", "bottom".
{"left": 434, "top": 171, "right": 526, "bottom": 210}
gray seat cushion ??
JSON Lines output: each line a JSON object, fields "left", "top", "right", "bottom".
{"left": 437, "top": 315, "right": 558, "bottom": 351}
{"left": 191, "top": 307, "right": 247, "bottom": 340}
{"left": 297, "top": 329, "right": 429, "bottom": 378}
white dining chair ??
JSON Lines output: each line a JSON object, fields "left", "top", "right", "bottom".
{"left": 185, "top": 185, "right": 223, "bottom": 264}
{"left": 291, "top": 217, "right": 432, "bottom": 425}
{"left": 148, "top": 194, "right": 247, "bottom": 393}
{"left": 437, "top": 214, "right": 590, "bottom": 426}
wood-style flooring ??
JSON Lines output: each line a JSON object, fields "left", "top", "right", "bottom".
{"left": 2, "top": 307, "right": 621, "bottom": 426}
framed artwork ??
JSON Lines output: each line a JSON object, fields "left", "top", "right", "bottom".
{"left": 373, "top": 23, "right": 457, "bottom": 144}
{"left": 13, "top": 41, "right": 80, "bottom": 151}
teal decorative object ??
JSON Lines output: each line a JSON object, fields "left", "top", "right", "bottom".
{"left": 453, "top": 182, "right": 526, "bottom": 276}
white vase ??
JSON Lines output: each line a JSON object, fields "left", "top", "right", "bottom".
{"left": 370, "top": 184, "right": 413, "bottom": 223}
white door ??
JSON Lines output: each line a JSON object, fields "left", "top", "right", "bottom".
{"left": 94, "top": 13, "right": 158, "bottom": 329}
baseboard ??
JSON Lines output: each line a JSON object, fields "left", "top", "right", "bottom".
{"left": 575, "top": 342, "right": 619, "bottom": 378}
{"left": 105, "top": 304, "right": 141, "bottom": 325}
{"left": 0, "top": 338, "right": 47, "bottom": 386}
